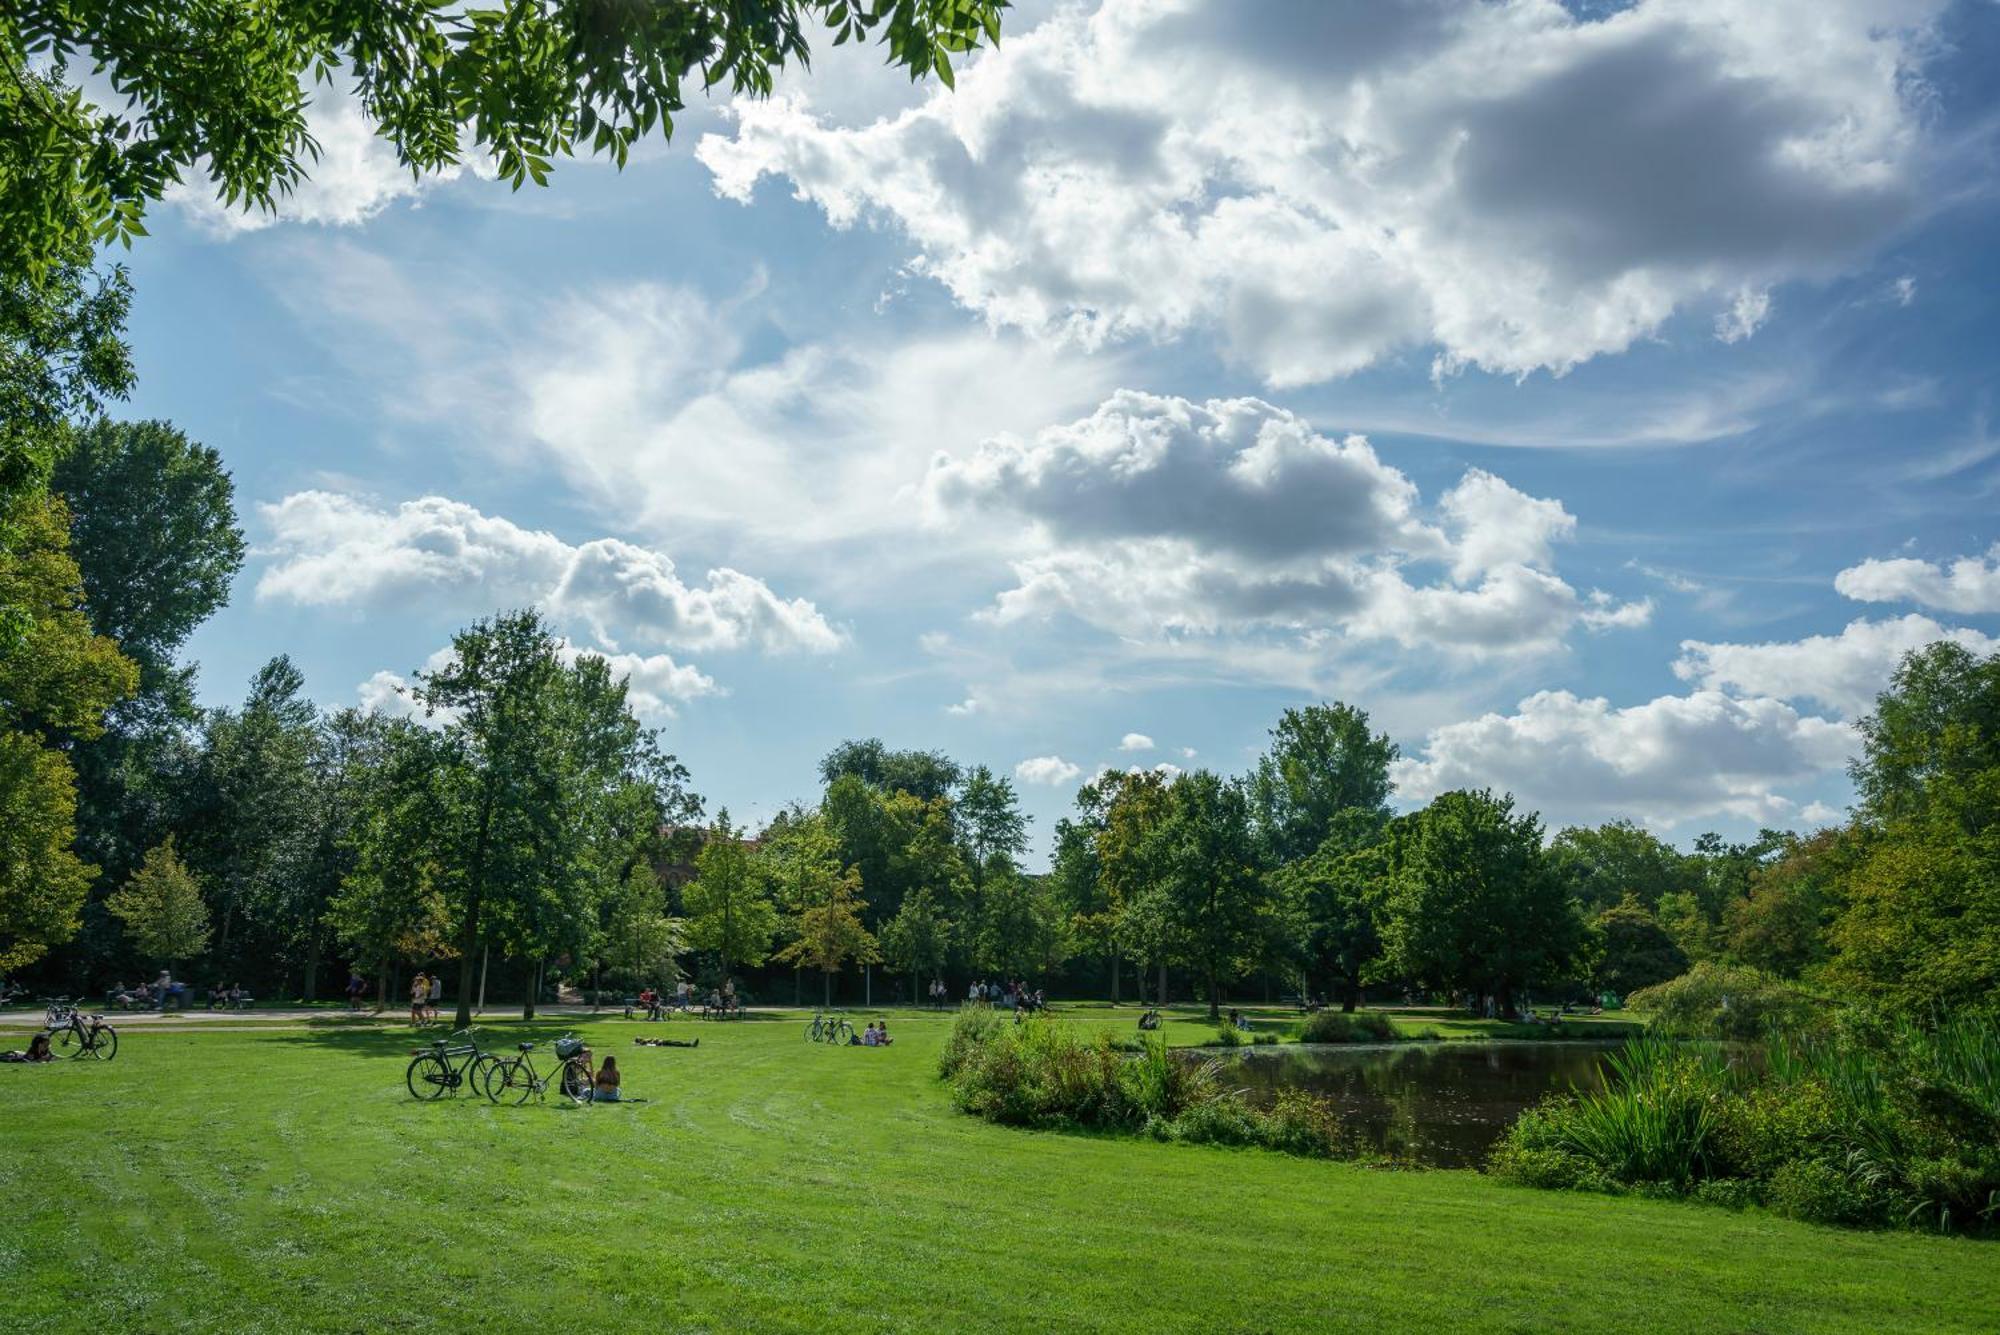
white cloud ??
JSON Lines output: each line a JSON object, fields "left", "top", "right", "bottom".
{"left": 1713, "top": 287, "right": 1773, "bottom": 344}
{"left": 1119, "top": 732, "right": 1154, "bottom": 752}
{"left": 356, "top": 669, "right": 423, "bottom": 720}
{"left": 1834, "top": 545, "right": 2000, "bottom": 614}
{"left": 701, "top": 0, "right": 1939, "bottom": 383}
{"left": 1674, "top": 615, "right": 2000, "bottom": 716}
{"left": 1800, "top": 800, "right": 1841, "bottom": 824}
{"left": 1391, "top": 688, "right": 1856, "bottom": 831}
{"left": 1016, "top": 755, "right": 1082, "bottom": 786}
{"left": 946, "top": 695, "right": 983, "bottom": 716}
{"left": 258, "top": 491, "right": 842, "bottom": 656}
{"left": 935, "top": 392, "right": 1647, "bottom": 658}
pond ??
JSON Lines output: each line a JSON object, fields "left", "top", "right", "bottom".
{"left": 1199, "top": 1041, "right": 1617, "bottom": 1168}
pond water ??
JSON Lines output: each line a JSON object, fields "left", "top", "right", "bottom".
{"left": 1200, "top": 1041, "right": 1616, "bottom": 1168}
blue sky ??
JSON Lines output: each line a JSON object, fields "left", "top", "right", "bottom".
{"left": 113, "top": 0, "right": 2000, "bottom": 863}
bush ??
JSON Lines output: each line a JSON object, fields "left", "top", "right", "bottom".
{"left": 1493, "top": 1014, "right": 2000, "bottom": 1235}
{"left": 1299, "top": 1009, "right": 1395, "bottom": 1044}
{"left": 939, "top": 1011, "right": 1343, "bottom": 1158}
{"left": 1625, "top": 962, "right": 1820, "bottom": 1040}
{"left": 1214, "top": 1024, "right": 1243, "bottom": 1047}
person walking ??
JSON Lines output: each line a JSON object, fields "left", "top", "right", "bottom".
{"left": 410, "top": 972, "right": 429, "bottom": 1027}
{"left": 426, "top": 973, "right": 443, "bottom": 1024}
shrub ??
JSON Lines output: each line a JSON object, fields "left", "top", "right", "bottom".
{"left": 1767, "top": 1158, "right": 1881, "bottom": 1228}
{"left": 1259, "top": 1087, "right": 1344, "bottom": 1157}
{"left": 1299, "top": 1009, "right": 1395, "bottom": 1044}
{"left": 1533, "top": 1036, "right": 1731, "bottom": 1187}
{"left": 1214, "top": 1024, "right": 1243, "bottom": 1048}
{"left": 1251, "top": 1032, "right": 1279, "bottom": 1046}
{"left": 1625, "top": 962, "right": 1820, "bottom": 1040}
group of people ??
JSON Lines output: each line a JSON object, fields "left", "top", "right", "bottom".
{"left": 858, "top": 1020, "right": 894, "bottom": 1046}
{"left": 108, "top": 971, "right": 230, "bottom": 1011}
{"left": 637, "top": 979, "right": 739, "bottom": 1018}
{"left": 963, "top": 978, "right": 1045, "bottom": 1012}
{"left": 408, "top": 972, "right": 443, "bottom": 1025}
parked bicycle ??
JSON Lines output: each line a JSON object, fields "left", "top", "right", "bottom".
{"left": 403, "top": 1028, "right": 502, "bottom": 1100}
{"left": 41, "top": 999, "right": 117, "bottom": 1060}
{"left": 483, "top": 1035, "right": 595, "bottom": 1106}
{"left": 805, "top": 1010, "right": 853, "bottom": 1044}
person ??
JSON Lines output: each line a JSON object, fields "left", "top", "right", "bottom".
{"left": 228, "top": 982, "right": 248, "bottom": 1008}
{"left": 426, "top": 973, "right": 443, "bottom": 1023}
{"left": 1, "top": 1033, "right": 54, "bottom": 1063}
{"left": 410, "top": 972, "right": 428, "bottom": 1026}
{"left": 633, "top": 1035, "right": 698, "bottom": 1048}
{"left": 861, "top": 1021, "right": 879, "bottom": 1046}
{"left": 722, "top": 978, "right": 737, "bottom": 1015}
{"left": 1138, "top": 1008, "right": 1161, "bottom": 1031}
{"left": 155, "top": 969, "right": 174, "bottom": 1010}
{"left": 966, "top": 980, "right": 979, "bottom": 1004}
{"left": 593, "top": 1055, "right": 623, "bottom": 1102}
{"left": 346, "top": 969, "right": 366, "bottom": 1012}
{"left": 875, "top": 1020, "right": 893, "bottom": 1046}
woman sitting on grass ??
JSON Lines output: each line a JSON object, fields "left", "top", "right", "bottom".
{"left": 2, "top": 1033, "right": 54, "bottom": 1063}
{"left": 593, "top": 1055, "right": 623, "bottom": 1102}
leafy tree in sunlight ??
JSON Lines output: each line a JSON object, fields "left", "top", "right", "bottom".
{"left": 2, "top": 1, "right": 1011, "bottom": 287}
{"left": 768, "top": 811, "right": 879, "bottom": 1005}
{"left": 107, "top": 837, "right": 210, "bottom": 968}
{"left": 1247, "top": 703, "right": 1396, "bottom": 865}
{"left": 683, "top": 809, "right": 780, "bottom": 981}
{"left": 880, "top": 883, "right": 951, "bottom": 999}
{"left": 1145, "top": 770, "right": 1269, "bottom": 1021}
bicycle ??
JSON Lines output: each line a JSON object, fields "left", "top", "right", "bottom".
{"left": 483, "top": 1035, "right": 595, "bottom": 1106}
{"left": 44, "top": 1000, "right": 117, "bottom": 1061}
{"left": 403, "top": 1028, "right": 501, "bottom": 1100}
{"left": 805, "top": 1010, "right": 853, "bottom": 1044}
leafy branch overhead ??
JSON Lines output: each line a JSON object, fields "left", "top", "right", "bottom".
{"left": 0, "top": 0, "right": 1011, "bottom": 282}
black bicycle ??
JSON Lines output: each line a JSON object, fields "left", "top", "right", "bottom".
{"left": 483, "top": 1036, "right": 595, "bottom": 1106}
{"left": 404, "top": 1029, "right": 501, "bottom": 1100}
{"left": 805, "top": 1010, "right": 853, "bottom": 1044}
{"left": 44, "top": 1000, "right": 117, "bottom": 1061}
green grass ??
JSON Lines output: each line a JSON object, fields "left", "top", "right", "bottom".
{"left": 1, "top": 1008, "right": 1993, "bottom": 1333}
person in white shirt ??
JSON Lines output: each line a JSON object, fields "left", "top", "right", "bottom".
{"left": 426, "top": 974, "right": 442, "bottom": 1022}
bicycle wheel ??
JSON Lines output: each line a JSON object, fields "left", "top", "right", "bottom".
{"left": 835, "top": 1019, "right": 853, "bottom": 1044}
{"left": 805, "top": 1020, "right": 821, "bottom": 1042}
{"left": 406, "top": 1052, "right": 452, "bottom": 1100}
{"left": 486, "top": 1058, "right": 535, "bottom": 1106}
{"left": 55, "top": 1022, "right": 86, "bottom": 1057}
{"left": 85, "top": 1024, "right": 117, "bottom": 1061}
{"left": 558, "top": 1058, "right": 593, "bottom": 1104}
{"left": 468, "top": 1052, "right": 502, "bottom": 1096}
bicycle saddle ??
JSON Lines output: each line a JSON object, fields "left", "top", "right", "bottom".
{"left": 517, "top": 1041, "right": 536, "bottom": 1051}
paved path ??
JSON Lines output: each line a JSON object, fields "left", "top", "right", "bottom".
{"left": 0, "top": 1004, "right": 784, "bottom": 1029}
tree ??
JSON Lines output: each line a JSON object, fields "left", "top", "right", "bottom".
{"left": 972, "top": 866, "right": 1070, "bottom": 981}
{"left": 880, "top": 884, "right": 952, "bottom": 998}
{"left": 107, "top": 837, "right": 210, "bottom": 967}
{"left": 1091, "top": 768, "right": 1172, "bottom": 1003}
{"left": 1548, "top": 821, "right": 1695, "bottom": 914}
{"left": 51, "top": 419, "right": 244, "bottom": 701}
{"left": 1272, "top": 838, "right": 1387, "bottom": 1011}
{"left": 769, "top": 813, "right": 879, "bottom": 1004}
{"left": 0, "top": 489, "right": 135, "bottom": 967}
{"left": 2, "top": 2, "right": 1009, "bottom": 288}
{"left": 819, "top": 737, "right": 962, "bottom": 803}
{"left": 185, "top": 656, "right": 319, "bottom": 972}
{"left": 1591, "top": 898, "right": 1687, "bottom": 997}
{"left": 682, "top": 810, "right": 780, "bottom": 979}
{"left": 1147, "top": 771, "right": 1268, "bottom": 1020}
{"left": 1723, "top": 828, "right": 1858, "bottom": 978}
{"left": 1248, "top": 702, "right": 1396, "bottom": 864}
{"left": 1851, "top": 641, "right": 2000, "bottom": 824}
{"left": 598, "top": 862, "right": 685, "bottom": 991}
{"left": 958, "top": 763, "right": 1028, "bottom": 878}
{"left": 0, "top": 265, "right": 133, "bottom": 558}
{"left": 1381, "top": 790, "right": 1585, "bottom": 1015}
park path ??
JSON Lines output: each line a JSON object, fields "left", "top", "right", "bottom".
{"left": 0, "top": 1004, "right": 750, "bottom": 1029}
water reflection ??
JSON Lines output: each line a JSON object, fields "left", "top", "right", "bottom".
{"left": 1202, "top": 1041, "right": 1616, "bottom": 1168}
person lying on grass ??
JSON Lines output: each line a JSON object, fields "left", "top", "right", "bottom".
{"left": 633, "top": 1036, "right": 698, "bottom": 1048}
{"left": 2, "top": 1033, "right": 54, "bottom": 1063}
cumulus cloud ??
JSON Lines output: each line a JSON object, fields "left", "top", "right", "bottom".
{"left": 1016, "top": 755, "right": 1083, "bottom": 786}
{"left": 1674, "top": 615, "right": 2000, "bottom": 716}
{"left": 258, "top": 492, "right": 842, "bottom": 655}
{"left": 933, "top": 392, "right": 1647, "bottom": 657}
{"left": 1119, "top": 732, "right": 1155, "bottom": 752}
{"left": 700, "top": 0, "right": 1939, "bottom": 383}
{"left": 1391, "top": 688, "right": 1856, "bottom": 830}
{"left": 1834, "top": 545, "right": 2000, "bottom": 614}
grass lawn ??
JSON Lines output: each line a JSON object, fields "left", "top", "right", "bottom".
{"left": 1, "top": 1007, "right": 1993, "bottom": 1333}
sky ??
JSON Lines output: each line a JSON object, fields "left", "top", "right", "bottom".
{"left": 113, "top": 0, "right": 2000, "bottom": 865}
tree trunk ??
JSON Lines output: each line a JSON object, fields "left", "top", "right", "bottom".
{"left": 1158, "top": 959, "right": 1168, "bottom": 1008}
{"left": 1496, "top": 980, "right": 1514, "bottom": 1021}
{"left": 478, "top": 945, "right": 489, "bottom": 1016}
{"left": 793, "top": 966, "right": 801, "bottom": 1006}
{"left": 452, "top": 904, "right": 482, "bottom": 1029}
{"left": 1340, "top": 979, "right": 1359, "bottom": 1013}
{"left": 375, "top": 955, "right": 390, "bottom": 1012}
{"left": 301, "top": 922, "right": 321, "bottom": 1004}
{"left": 1110, "top": 954, "right": 1121, "bottom": 1007}
{"left": 523, "top": 957, "right": 541, "bottom": 1020}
